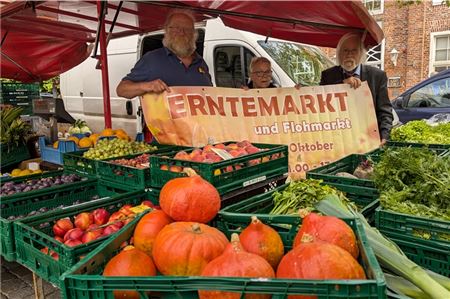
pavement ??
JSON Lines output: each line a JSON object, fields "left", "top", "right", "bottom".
{"left": 1, "top": 258, "right": 60, "bottom": 299}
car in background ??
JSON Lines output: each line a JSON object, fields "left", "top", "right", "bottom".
{"left": 392, "top": 69, "right": 450, "bottom": 124}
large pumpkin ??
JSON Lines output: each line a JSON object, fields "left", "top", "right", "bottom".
{"left": 293, "top": 211, "right": 359, "bottom": 258}
{"left": 239, "top": 216, "right": 284, "bottom": 270}
{"left": 133, "top": 210, "right": 173, "bottom": 257}
{"left": 103, "top": 247, "right": 156, "bottom": 299}
{"left": 277, "top": 235, "right": 366, "bottom": 299}
{"left": 152, "top": 222, "right": 228, "bottom": 276}
{"left": 199, "top": 233, "right": 275, "bottom": 299}
{"left": 159, "top": 172, "right": 220, "bottom": 223}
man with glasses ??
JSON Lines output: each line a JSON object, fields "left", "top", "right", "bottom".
{"left": 244, "top": 57, "right": 277, "bottom": 89}
{"left": 117, "top": 9, "right": 212, "bottom": 98}
{"left": 320, "top": 32, "right": 393, "bottom": 144}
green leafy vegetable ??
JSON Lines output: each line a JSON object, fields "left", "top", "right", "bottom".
{"left": 391, "top": 120, "right": 450, "bottom": 144}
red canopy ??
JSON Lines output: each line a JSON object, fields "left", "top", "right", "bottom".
{"left": 1, "top": 29, "right": 91, "bottom": 82}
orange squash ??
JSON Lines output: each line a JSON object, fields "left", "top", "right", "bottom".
{"left": 239, "top": 216, "right": 284, "bottom": 270}
{"left": 199, "top": 233, "right": 275, "bottom": 299}
{"left": 133, "top": 210, "right": 173, "bottom": 257}
{"left": 293, "top": 211, "right": 359, "bottom": 258}
{"left": 277, "top": 234, "right": 366, "bottom": 299}
{"left": 103, "top": 247, "right": 156, "bottom": 299}
{"left": 159, "top": 172, "right": 220, "bottom": 223}
{"left": 152, "top": 222, "right": 228, "bottom": 276}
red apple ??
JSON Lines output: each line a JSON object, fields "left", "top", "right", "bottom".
{"left": 82, "top": 230, "right": 102, "bottom": 244}
{"left": 160, "top": 164, "right": 169, "bottom": 171}
{"left": 169, "top": 165, "right": 183, "bottom": 172}
{"left": 64, "top": 228, "right": 84, "bottom": 242}
{"left": 92, "top": 208, "right": 110, "bottom": 225}
{"left": 54, "top": 236, "right": 64, "bottom": 243}
{"left": 102, "top": 224, "right": 121, "bottom": 236}
{"left": 245, "top": 146, "right": 260, "bottom": 154}
{"left": 64, "top": 239, "right": 83, "bottom": 247}
{"left": 74, "top": 212, "right": 93, "bottom": 230}
{"left": 108, "top": 211, "right": 126, "bottom": 223}
{"left": 237, "top": 140, "right": 252, "bottom": 148}
{"left": 141, "top": 200, "right": 155, "bottom": 208}
{"left": 87, "top": 224, "right": 104, "bottom": 235}
{"left": 53, "top": 218, "right": 73, "bottom": 237}
{"left": 214, "top": 143, "right": 226, "bottom": 149}
{"left": 50, "top": 251, "right": 59, "bottom": 260}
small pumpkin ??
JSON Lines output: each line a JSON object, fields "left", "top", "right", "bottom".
{"left": 199, "top": 233, "right": 275, "bottom": 299}
{"left": 133, "top": 209, "right": 173, "bottom": 257}
{"left": 159, "top": 169, "right": 221, "bottom": 223}
{"left": 293, "top": 210, "right": 359, "bottom": 258}
{"left": 277, "top": 234, "right": 366, "bottom": 299}
{"left": 103, "top": 246, "right": 156, "bottom": 299}
{"left": 239, "top": 216, "right": 284, "bottom": 269}
{"left": 152, "top": 222, "right": 228, "bottom": 276}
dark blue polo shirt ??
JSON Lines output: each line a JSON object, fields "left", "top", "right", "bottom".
{"left": 123, "top": 47, "right": 212, "bottom": 86}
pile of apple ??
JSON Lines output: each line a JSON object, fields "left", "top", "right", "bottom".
{"left": 41, "top": 201, "right": 154, "bottom": 260}
{"left": 160, "top": 140, "right": 281, "bottom": 174}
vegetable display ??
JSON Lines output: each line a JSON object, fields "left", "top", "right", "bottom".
{"left": 1, "top": 174, "right": 84, "bottom": 196}
{"left": 373, "top": 147, "right": 450, "bottom": 222}
{"left": 0, "top": 107, "right": 32, "bottom": 146}
{"left": 390, "top": 120, "right": 450, "bottom": 144}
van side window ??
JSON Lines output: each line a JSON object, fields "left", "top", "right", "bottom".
{"left": 214, "top": 46, "right": 254, "bottom": 88}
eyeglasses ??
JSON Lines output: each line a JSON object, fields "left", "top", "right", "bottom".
{"left": 167, "top": 26, "right": 194, "bottom": 34}
{"left": 252, "top": 70, "right": 272, "bottom": 77}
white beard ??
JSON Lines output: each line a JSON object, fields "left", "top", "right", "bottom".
{"left": 341, "top": 58, "right": 357, "bottom": 72}
{"left": 163, "top": 35, "right": 196, "bottom": 58}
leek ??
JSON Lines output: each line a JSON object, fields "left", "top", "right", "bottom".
{"left": 384, "top": 273, "right": 431, "bottom": 299}
{"left": 315, "top": 194, "right": 450, "bottom": 299}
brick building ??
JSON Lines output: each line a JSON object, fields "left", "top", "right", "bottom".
{"left": 323, "top": 0, "right": 450, "bottom": 99}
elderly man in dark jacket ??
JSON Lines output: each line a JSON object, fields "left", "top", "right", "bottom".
{"left": 320, "top": 33, "right": 393, "bottom": 144}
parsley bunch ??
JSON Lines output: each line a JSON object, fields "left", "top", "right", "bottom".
{"left": 391, "top": 120, "right": 450, "bottom": 144}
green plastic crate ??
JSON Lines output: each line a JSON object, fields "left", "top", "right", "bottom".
{"left": 367, "top": 141, "right": 449, "bottom": 157}
{"left": 96, "top": 145, "right": 191, "bottom": 189}
{"left": 150, "top": 142, "right": 288, "bottom": 195}
{"left": 215, "top": 184, "right": 378, "bottom": 242}
{"left": 0, "top": 143, "right": 30, "bottom": 169}
{"left": 374, "top": 207, "right": 449, "bottom": 275}
{"left": 13, "top": 188, "right": 152, "bottom": 287}
{"left": 61, "top": 216, "right": 386, "bottom": 299}
{"left": 0, "top": 169, "right": 63, "bottom": 184}
{"left": 0, "top": 177, "right": 120, "bottom": 262}
{"left": 63, "top": 150, "right": 97, "bottom": 176}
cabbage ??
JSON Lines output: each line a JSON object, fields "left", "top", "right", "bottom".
{"left": 69, "top": 127, "right": 81, "bottom": 134}
{"left": 80, "top": 126, "right": 92, "bottom": 133}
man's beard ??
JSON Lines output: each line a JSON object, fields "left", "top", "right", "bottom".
{"left": 341, "top": 58, "right": 357, "bottom": 72}
{"left": 163, "top": 35, "right": 196, "bottom": 58}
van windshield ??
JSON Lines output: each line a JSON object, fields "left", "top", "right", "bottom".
{"left": 258, "top": 40, "right": 333, "bottom": 86}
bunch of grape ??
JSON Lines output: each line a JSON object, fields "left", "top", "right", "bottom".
{"left": 82, "top": 139, "right": 157, "bottom": 160}
{"left": 111, "top": 153, "right": 150, "bottom": 169}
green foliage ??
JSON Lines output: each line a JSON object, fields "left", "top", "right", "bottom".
{"left": 373, "top": 147, "right": 450, "bottom": 221}
{"left": 269, "top": 178, "right": 355, "bottom": 215}
{"left": 0, "top": 107, "right": 32, "bottom": 146}
{"left": 390, "top": 120, "right": 450, "bottom": 144}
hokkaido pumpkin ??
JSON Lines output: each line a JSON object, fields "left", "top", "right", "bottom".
{"left": 239, "top": 216, "right": 284, "bottom": 270}
{"left": 103, "top": 246, "right": 156, "bottom": 299}
{"left": 133, "top": 210, "right": 173, "bottom": 257}
{"left": 293, "top": 210, "right": 359, "bottom": 259}
{"left": 152, "top": 222, "right": 228, "bottom": 276}
{"left": 159, "top": 170, "right": 220, "bottom": 223}
{"left": 277, "top": 234, "right": 366, "bottom": 299}
{"left": 199, "top": 234, "right": 275, "bottom": 299}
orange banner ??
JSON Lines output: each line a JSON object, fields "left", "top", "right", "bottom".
{"left": 141, "top": 83, "right": 380, "bottom": 179}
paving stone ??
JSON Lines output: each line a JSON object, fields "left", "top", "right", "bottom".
{"left": 1, "top": 293, "right": 9, "bottom": 299}
{"left": 7, "top": 286, "right": 34, "bottom": 299}
{"left": 0, "top": 279, "right": 28, "bottom": 295}
{"left": 0, "top": 271, "right": 15, "bottom": 282}
{"left": 7, "top": 265, "right": 31, "bottom": 278}
{"left": 44, "top": 291, "right": 62, "bottom": 299}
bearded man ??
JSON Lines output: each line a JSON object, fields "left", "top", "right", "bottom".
{"left": 320, "top": 33, "right": 393, "bottom": 143}
{"left": 117, "top": 9, "right": 212, "bottom": 98}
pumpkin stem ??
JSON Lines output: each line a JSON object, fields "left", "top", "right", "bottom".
{"left": 251, "top": 216, "right": 260, "bottom": 224}
{"left": 191, "top": 223, "right": 202, "bottom": 233}
{"left": 299, "top": 208, "right": 311, "bottom": 219}
{"left": 300, "top": 233, "right": 315, "bottom": 244}
{"left": 183, "top": 167, "right": 198, "bottom": 177}
{"left": 230, "top": 233, "right": 242, "bottom": 252}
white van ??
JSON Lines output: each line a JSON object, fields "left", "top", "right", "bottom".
{"left": 60, "top": 18, "right": 333, "bottom": 136}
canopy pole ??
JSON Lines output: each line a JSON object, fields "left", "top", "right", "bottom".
{"left": 97, "top": 0, "right": 112, "bottom": 129}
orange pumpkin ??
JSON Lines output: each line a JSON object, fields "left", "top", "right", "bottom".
{"left": 239, "top": 216, "right": 284, "bottom": 270}
{"left": 133, "top": 210, "right": 173, "bottom": 257}
{"left": 159, "top": 172, "right": 220, "bottom": 223}
{"left": 152, "top": 222, "right": 228, "bottom": 276}
{"left": 293, "top": 211, "right": 359, "bottom": 258}
{"left": 103, "top": 247, "right": 156, "bottom": 299}
{"left": 277, "top": 234, "right": 366, "bottom": 299}
{"left": 199, "top": 233, "right": 275, "bottom": 299}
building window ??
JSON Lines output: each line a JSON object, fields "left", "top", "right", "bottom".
{"left": 363, "top": 0, "right": 384, "bottom": 14}
{"left": 365, "top": 21, "right": 385, "bottom": 69}
{"left": 430, "top": 31, "right": 450, "bottom": 74}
